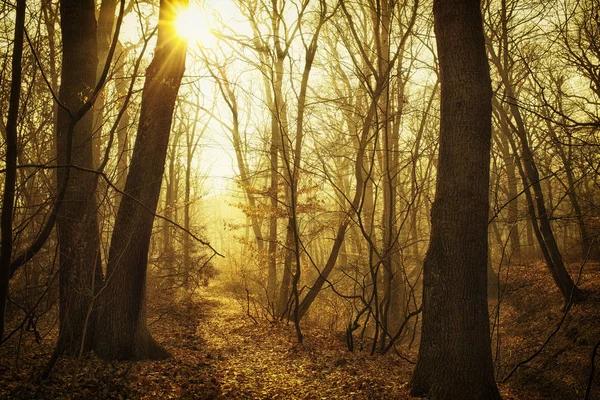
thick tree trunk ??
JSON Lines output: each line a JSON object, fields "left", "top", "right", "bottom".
{"left": 55, "top": 0, "right": 104, "bottom": 356}
{"left": 94, "top": 0, "right": 187, "bottom": 360}
{"left": 410, "top": 1, "right": 501, "bottom": 398}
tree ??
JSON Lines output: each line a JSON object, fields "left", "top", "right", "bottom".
{"left": 94, "top": 0, "right": 188, "bottom": 360}
{"left": 54, "top": 0, "right": 104, "bottom": 355}
{"left": 0, "top": 0, "right": 26, "bottom": 340}
{"left": 409, "top": 0, "right": 501, "bottom": 398}
{"left": 485, "top": 10, "right": 582, "bottom": 301}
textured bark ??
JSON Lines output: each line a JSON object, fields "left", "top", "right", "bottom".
{"left": 55, "top": 0, "right": 104, "bottom": 356}
{"left": 94, "top": 0, "right": 187, "bottom": 360}
{"left": 409, "top": 0, "right": 501, "bottom": 398}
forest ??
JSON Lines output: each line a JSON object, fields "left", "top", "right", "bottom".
{"left": 0, "top": 0, "right": 599, "bottom": 398}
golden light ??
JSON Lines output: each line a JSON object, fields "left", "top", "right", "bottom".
{"left": 174, "top": 4, "right": 212, "bottom": 44}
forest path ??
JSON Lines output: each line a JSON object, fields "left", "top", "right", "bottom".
{"left": 196, "top": 282, "right": 415, "bottom": 399}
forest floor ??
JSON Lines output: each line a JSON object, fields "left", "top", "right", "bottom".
{"left": 1, "top": 261, "right": 599, "bottom": 399}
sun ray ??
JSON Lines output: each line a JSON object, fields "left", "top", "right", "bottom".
{"left": 174, "top": 3, "right": 213, "bottom": 44}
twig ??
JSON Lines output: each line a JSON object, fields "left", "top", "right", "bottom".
{"left": 245, "top": 288, "right": 258, "bottom": 324}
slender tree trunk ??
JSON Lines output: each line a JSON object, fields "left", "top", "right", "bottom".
{"left": 409, "top": 79, "right": 438, "bottom": 265}
{"left": 211, "top": 66, "right": 263, "bottom": 251}
{"left": 183, "top": 107, "right": 201, "bottom": 289}
{"left": 94, "top": 0, "right": 187, "bottom": 360}
{"left": 266, "top": 69, "right": 282, "bottom": 308}
{"left": 493, "top": 96, "right": 582, "bottom": 302}
{"left": 276, "top": 12, "right": 324, "bottom": 317}
{"left": 296, "top": 95, "right": 380, "bottom": 320}
{"left": 92, "top": 0, "right": 119, "bottom": 167}
{"left": 162, "top": 126, "right": 182, "bottom": 280}
{"left": 495, "top": 132, "right": 521, "bottom": 259}
{"left": 114, "top": 57, "right": 131, "bottom": 194}
{"left": 410, "top": 1, "right": 501, "bottom": 398}
{"left": 55, "top": 0, "right": 104, "bottom": 356}
{"left": 0, "top": 0, "right": 26, "bottom": 340}
{"left": 487, "top": 21, "right": 582, "bottom": 302}
{"left": 544, "top": 114, "right": 596, "bottom": 259}
{"left": 377, "top": 0, "right": 398, "bottom": 351}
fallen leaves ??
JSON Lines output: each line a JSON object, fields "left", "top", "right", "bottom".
{"left": 2, "top": 262, "right": 599, "bottom": 399}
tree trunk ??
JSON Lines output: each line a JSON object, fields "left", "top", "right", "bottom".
{"left": 0, "top": 0, "right": 26, "bottom": 340}
{"left": 162, "top": 126, "right": 182, "bottom": 280}
{"left": 487, "top": 18, "right": 582, "bottom": 303}
{"left": 94, "top": 0, "right": 187, "bottom": 360}
{"left": 495, "top": 131, "right": 521, "bottom": 259}
{"left": 377, "top": 0, "right": 398, "bottom": 351}
{"left": 410, "top": 1, "right": 501, "bottom": 398}
{"left": 277, "top": 14, "right": 323, "bottom": 318}
{"left": 55, "top": 0, "right": 104, "bottom": 356}
{"left": 91, "top": 0, "right": 119, "bottom": 167}
{"left": 113, "top": 47, "right": 131, "bottom": 197}
{"left": 544, "top": 112, "right": 596, "bottom": 260}
{"left": 183, "top": 106, "right": 202, "bottom": 290}
{"left": 409, "top": 79, "right": 438, "bottom": 265}
{"left": 493, "top": 95, "right": 582, "bottom": 303}
{"left": 296, "top": 95, "right": 380, "bottom": 320}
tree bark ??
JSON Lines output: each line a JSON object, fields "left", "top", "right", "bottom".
{"left": 410, "top": 0, "right": 501, "bottom": 398}
{"left": 55, "top": 0, "right": 104, "bottom": 356}
{"left": 94, "top": 0, "right": 187, "bottom": 360}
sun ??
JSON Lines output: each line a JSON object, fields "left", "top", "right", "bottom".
{"left": 174, "top": 4, "right": 212, "bottom": 44}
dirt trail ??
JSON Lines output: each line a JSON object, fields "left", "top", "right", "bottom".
{"left": 196, "top": 283, "right": 415, "bottom": 399}
{"left": 5, "top": 262, "right": 591, "bottom": 399}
